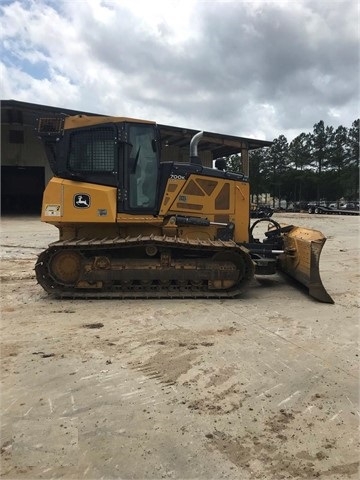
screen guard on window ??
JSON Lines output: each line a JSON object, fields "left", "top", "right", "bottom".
{"left": 68, "top": 127, "right": 117, "bottom": 173}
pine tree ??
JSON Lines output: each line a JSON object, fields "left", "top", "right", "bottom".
{"left": 268, "top": 135, "right": 289, "bottom": 207}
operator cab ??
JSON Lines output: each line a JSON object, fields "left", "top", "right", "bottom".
{"left": 39, "top": 117, "right": 161, "bottom": 214}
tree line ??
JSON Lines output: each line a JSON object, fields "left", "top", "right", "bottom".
{"left": 227, "top": 119, "right": 359, "bottom": 206}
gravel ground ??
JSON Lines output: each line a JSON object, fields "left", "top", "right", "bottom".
{"left": 0, "top": 213, "right": 359, "bottom": 479}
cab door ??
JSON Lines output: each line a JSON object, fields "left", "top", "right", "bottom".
{"left": 121, "top": 123, "right": 160, "bottom": 215}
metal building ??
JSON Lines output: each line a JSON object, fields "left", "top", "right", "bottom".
{"left": 1, "top": 100, "right": 101, "bottom": 213}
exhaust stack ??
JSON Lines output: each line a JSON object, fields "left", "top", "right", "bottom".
{"left": 190, "top": 131, "right": 203, "bottom": 165}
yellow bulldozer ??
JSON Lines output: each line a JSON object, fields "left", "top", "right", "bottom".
{"left": 35, "top": 114, "right": 333, "bottom": 303}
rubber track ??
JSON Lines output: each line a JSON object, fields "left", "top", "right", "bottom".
{"left": 35, "top": 234, "right": 254, "bottom": 299}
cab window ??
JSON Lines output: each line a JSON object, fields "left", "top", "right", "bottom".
{"left": 68, "top": 127, "right": 116, "bottom": 173}
{"left": 128, "top": 125, "right": 158, "bottom": 209}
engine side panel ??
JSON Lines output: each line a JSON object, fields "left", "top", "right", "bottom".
{"left": 41, "top": 178, "right": 117, "bottom": 224}
{"left": 161, "top": 174, "right": 250, "bottom": 243}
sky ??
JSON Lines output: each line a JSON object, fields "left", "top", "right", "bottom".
{"left": 1, "top": 0, "right": 359, "bottom": 142}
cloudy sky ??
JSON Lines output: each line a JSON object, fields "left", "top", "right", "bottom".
{"left": 1, "top": 0, "right": 358, "bottom": 142}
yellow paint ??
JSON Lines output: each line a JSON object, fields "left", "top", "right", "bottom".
{"left": 167, "top": 174, "right": 235, "bottom": 215}
{"left": 159, "top": 179, "right": 186, "bottom": 215}
{"left": 41, "top": 178, "right": 117, "bottom": 224}
{"left": 41, "top": 171, "right": 251, "bottom": 243}
{"left": 158, "top": 174, "right": 250, "bottom": 242}
{"left": 233, "top": 182, "right": 250, "bottom": 243}
{"left": 116, "top": 214, "right": 163, "bottom": 225}
{"left": 41, "top": 177, "right": 64, "bottom": 220}
{"left": 64, "top": 115, "right": 155, "bottom": 130}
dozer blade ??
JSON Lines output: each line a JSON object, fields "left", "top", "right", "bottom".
{"left": 278, "top": 226, "right": 334, "bottom": 304}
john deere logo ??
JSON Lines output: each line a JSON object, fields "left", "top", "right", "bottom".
{"left": 74, "top": 194, "right": 90, "bottom": 208}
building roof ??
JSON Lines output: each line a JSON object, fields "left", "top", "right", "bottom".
{"left": 1, "top": 99, "right": 101, "bottom": 128}
{"left": 157, "top": 123, "right": 272, "bottom": 159}
{"left": 1, "top": 99, "right": 272, "bottom": 158}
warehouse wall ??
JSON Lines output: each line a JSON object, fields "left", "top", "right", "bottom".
{"left": 1, "top": 123, "right": 52, "bottom": 213}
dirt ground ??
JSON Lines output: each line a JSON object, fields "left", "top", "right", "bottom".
{"left": 0, "top": 213, "right": 359, "bottom": 480}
